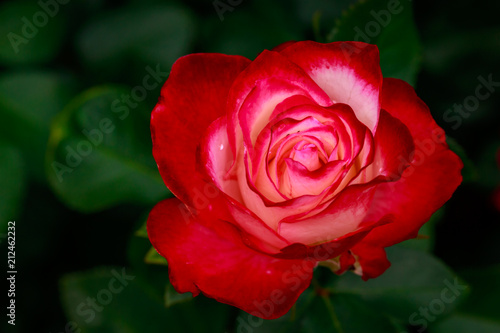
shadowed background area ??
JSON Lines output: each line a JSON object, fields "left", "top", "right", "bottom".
{"left": 0, "top": 0, "right": 499, "bottom": 332}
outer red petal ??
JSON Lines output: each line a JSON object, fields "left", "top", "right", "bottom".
{"left": 148, "top": 198, "right": 313, "bottom": 319}
{"left": 151, "top": 54, "right": 250, "bottom": 208}
{"left": 361, "top": 78, "right": 463, "bottom": 249}
{"left": 271, "top": 40, "right": 297, "bottom": 52}
{"left": 357, "top": 109, "right": 414, "bottom": 183}
{"left": 350, "top": 243, "right": 391, "bottom": 280}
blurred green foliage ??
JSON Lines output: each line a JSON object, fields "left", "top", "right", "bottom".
{"left": 0, "top": 0, "right": 499, "bottom": 332}
{"left": 46, "top": 86, "right": 169, "bottom": 212}
{"left": 328, "top": 0, "right": 421, "bottom": 85}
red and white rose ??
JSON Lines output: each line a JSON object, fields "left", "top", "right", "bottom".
{"left": 147, "top": 41, "right": 462, "bottom": 319}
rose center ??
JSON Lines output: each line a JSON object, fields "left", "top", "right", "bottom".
{"left": 289, "top": 142, "right": 324, "bottom": 171}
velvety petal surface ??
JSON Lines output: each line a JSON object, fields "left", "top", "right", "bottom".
{"left": 278, "top": 182, "right": 378, "bottom": 245}
{"left": 360, "top": 79, "right": 463, "bottom": 250}
{"left": 279, "top": 41, "right": 383, "bottom": 133}
{"left": 226, "top": 49, "right": 332, "bottom": 157}
{"left": 355, "top": 109, "right": 415, "bottom": 184}
{"left": 148, "top": 198, "right": 313, "bottom": 319}
{"left": 350, "top": 243, "right": 391, "bottom": 280}
{"left": 151, "top": 54, "right": 250, "bottom": 209}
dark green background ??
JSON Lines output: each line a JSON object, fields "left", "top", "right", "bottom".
{"left": 1, "top": 0, "right": 499, "bottom": 332}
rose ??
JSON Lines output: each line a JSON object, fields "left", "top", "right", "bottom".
{"left": 147, "top": 41, "right": 462, "bottom": 319}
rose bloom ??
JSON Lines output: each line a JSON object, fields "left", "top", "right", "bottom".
{"left": 148, "top": 41, "right": 462, "bottom": 319}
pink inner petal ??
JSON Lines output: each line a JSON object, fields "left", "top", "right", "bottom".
{"left": 290, "top": 143, "right": 323, "bottom": 171}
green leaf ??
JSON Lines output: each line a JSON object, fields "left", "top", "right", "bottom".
{"left": 59, "top": 267, "right": 183, "bottom": 333}
{"left": 0, "top": 70, "right": 79, "bottom": 181}
{"left": 76, "top": 4, "right": 195, "bottom": 81}
{"left": 327, "top": 0, "right": 422, "bottom": 86}
{"left": 332, "top": 246, "right": 469, "bottom": 322}
{"left": 302, "top": 293, "right": 399, "bottom": 333}
{"left": 398, "top": 208, "right": 444, "bottom": 252}
{"left": 0, "top": 142, "right": 25, "bottom": 235}
{"left": 294, "top": 0, "right": 355, "bottom": 41}
{"left": 428, "top": 266, "right": 500, "bottom": 333}
{"left": 234, "top": 288, "right": 317, "bottom": 333}
{"left": 61, "top": 267, "right": 232, "bottom": 333}
{"left": 457, "top": 264, "right": 500, "bottom": 322}
{"left": 144, "top": 247, "right": 168, "bottom": 266}
{"left": 134, "top": 219, "right": 148, "bottom": 238}
{"left": 203, "top": 0, "right": 303, "bottom": 60}
{"left": 431, "top": 314, "right": 500, "bottom": 333}
{"left": 236, "top": 248, "right": 467, "bottom": 332}
{"left": 46, "top": 86, "right": 170, "bottom": 212}
{"left": 0, "top": 0, "right": 67, "bottom": 65}
{"left": 244, "top": 289, "right": 398, "bottom": 333}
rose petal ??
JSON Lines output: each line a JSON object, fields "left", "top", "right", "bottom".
{"left": 226, "top": 49, "right": 332, "bottom": 159}
{"left": 200, "top": 116, "right": 242, "bottom": 202}
{"left": 354, "top": 109, "right": 414, "bottom": 184}
{"left": 200, "top": 118, "right": 290, "bottom": 251}
{"left": 280, "top": 158, "right": 345, "bottom": 198}
{"left": 152, "top": 54, "right": 250, "bottom": 208}
{"left": 148, "top": 198, "right": 313, "bottom": 319}
{"left": 359, "top": 79, "right": 463, "bottom": 252}
{"left": 279, "top": 41, "right": 382, "bottom": 133}
{"left": 350, "top": 243, "right": 391, "bottom": 280}
{"left": 276, "top": 214, "right": 393, "bottom": 259}
{"left": 277, "top": 182, "right": 380, "bottom": 245}
{"left": 252, "top": 103, "right": 371, "bottom": 203}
